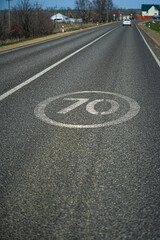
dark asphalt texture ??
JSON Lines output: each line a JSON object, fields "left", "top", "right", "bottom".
{"left": 0, "top": 22, "right": 160, "bottom": 239}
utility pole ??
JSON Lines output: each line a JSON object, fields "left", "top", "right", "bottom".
{"left": 106, "top": 8, "right": 108, "bottom": 23}
{"left": 55, "top": 5, "right": 57, "bottom": 29}
{"left": 6, "top": 0, "right": 11, "bottom": 31}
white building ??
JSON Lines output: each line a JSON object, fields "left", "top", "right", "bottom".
{"left": 50, "top": 13, "right": 82, "bottom": 23}
{"left": 141, "top": 4, "right": 160, "bottom": 17}
{"left": 50, "top": 13, "right": 69, "bottom": 22}
{"left": 69, "top": 18, "right": 83, "bottom": 23}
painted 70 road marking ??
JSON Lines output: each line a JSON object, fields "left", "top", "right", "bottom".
{"left": 58, "top": 98, "right": 119, "bottom": 115}
{"left": 34, "top": 91, "right": 140, "bottom": 129}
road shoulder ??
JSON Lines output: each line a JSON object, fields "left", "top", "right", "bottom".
{"left": 137, "top": 22, "right": 160, "bottom": 61}
{"left": 0, "top": 23, "right": 111, "bottom": 53}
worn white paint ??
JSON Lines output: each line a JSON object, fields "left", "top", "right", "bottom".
{"left": 58, "top": 98, "right": 89, "bottom": 114}
{"left": 86, "top": 99, "right": 119, "bottom": 115}
{"left": 34, "top": 91, "right": 140, "bottom": 129}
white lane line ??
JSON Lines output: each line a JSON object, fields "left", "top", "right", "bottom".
{"left": 136, "top": 25, "right": 160, "bottom": 68}
{"left": 0, "top": 27, "right": 118, "bottom": 102}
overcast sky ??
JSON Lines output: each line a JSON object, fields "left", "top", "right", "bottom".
{"left": 0, "top": 0, "right": 160, "bottom": 10}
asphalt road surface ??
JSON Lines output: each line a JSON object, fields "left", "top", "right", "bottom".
{"left": 1, "top": 21, "right": 160, "bottom": 239}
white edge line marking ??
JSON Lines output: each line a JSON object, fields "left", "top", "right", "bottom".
{"left": 136, "top": 24, "right": 160, "bottom": 68}
{"left": 0, "top": 27, "right": 118, "bottom": 102}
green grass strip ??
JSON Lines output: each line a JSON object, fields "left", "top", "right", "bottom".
{"left": 145, "top": 21, "right": 160, "bottom": 33}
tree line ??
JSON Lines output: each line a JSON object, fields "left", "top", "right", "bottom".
{"left": 0, "top": 0, "right": 53, "bottom": 41}
{"left": 75, "top": 0, "right": 114, "bottom": 23}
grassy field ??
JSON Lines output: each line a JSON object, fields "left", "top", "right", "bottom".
{"left": 145, "top": 21, "right": 160, "bottom": 33}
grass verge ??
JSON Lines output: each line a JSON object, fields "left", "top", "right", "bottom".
{"left": 0, "top": 22, "right": 112, "bottom": 52}
{"left": 138, "top": 21, "right": 160, "bottom": 47}
{"left": 0, "top": 23, "right": 99, "bottom": 48}
{"left": 145, "top": 21, "right": 160, "bottom": 33}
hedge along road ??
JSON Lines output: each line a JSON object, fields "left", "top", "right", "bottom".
{"left": 1, "top": 21, "right": 160, "bottom": 239}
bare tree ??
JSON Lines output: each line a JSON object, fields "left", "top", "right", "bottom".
{"left": 75, "top": 0, "right": 92, "bottom": 22}
{"left": 0, "top": 11, "right": 9, "bottom": 40}
{"left": 93, "top": 0, "right": 106, "bottom": 22}
{"left": 12, "top": 0, "right": 33, "bottom": 38}
{"left": 93, "top": 0, "right": 113, "bottom": 22}
{"left": 106, "top": 0, "right": 113, "bottom": 22}
{"left": 12, "top": 0, "right": 53, "bottom": 39}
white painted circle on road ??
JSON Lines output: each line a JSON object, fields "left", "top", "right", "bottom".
{"left": 34, "top": 91, "right": 140, "bottom": 128}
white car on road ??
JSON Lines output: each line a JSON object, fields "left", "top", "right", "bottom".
{"left": 123, "top": 19, "right": 131, "bottom": 26}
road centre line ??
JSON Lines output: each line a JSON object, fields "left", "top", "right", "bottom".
{"left": 0, "top": 27, "right": 118, "bottom": 102}
{"left": 136, "top": 25, "right": 160, "bottom": 68}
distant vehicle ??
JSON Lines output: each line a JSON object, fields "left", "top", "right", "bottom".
{"left": 123, "top": 19, "right": 131, "bottom": 26}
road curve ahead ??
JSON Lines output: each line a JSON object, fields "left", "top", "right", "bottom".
{"left": 1, "top": 21, "right": 160, "bottom": 239}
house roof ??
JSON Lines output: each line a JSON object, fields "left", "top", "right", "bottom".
{"left": 50, "top": 13, "right": 68, "bottom": 20}
{"left": 141, "top": 4, "right": 160, "bottom": 11}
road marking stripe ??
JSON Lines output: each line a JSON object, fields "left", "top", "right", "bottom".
{"left": 136, "top": 25, "right": 160, "bottom": 68}
{"left": 0, "top": 27, "right": 118, "bottom": 102}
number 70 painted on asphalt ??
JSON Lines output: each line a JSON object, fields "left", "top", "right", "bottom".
{"left": 34, "top": 91, "right": 140, "bottom": 128}
{"left": 57, "top": 98, "right": 119, "bottom": 115}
